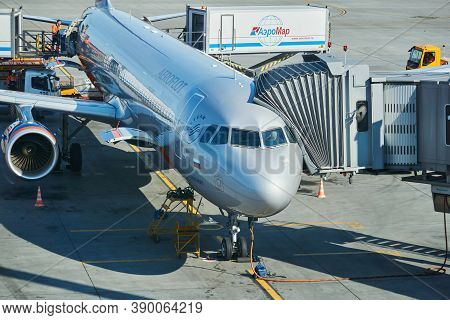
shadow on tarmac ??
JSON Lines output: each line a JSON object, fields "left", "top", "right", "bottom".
{"left": 0, "top": 115, "right": 449, "bottom": 299}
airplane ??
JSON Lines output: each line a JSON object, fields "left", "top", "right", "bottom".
{"left": 0, "top": 0, "right": 302, "bottom": 260}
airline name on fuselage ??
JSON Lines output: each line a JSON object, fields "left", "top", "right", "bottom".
{"left": 158, "top": 69, "right": 188, "bottom": 94}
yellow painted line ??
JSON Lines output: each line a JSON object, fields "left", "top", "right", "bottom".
{"left": 129, "top": 144, "right": 142, "bottom": 153}
{"left": 59, "top": 66, "right": 73, "bottom": 78}
{"left": 154, "top": 170, "right": 177, "bottom": 190}
{"left": 130, "top": 144, "right": 199, "bottom": 215}
{"left": 247, "top": 270, "right": 283, "bottom": 300}
{"left": 82, "top": 257, "right": 174, "bottom": 264}
{"left": 375, "top": 249, "right": 402, "bottom": 257}
{"left": 268, "top": 221, "right": 364, "bottom": 229}
{"left": 70, "top": 228, "right": 146, "bottom": 233}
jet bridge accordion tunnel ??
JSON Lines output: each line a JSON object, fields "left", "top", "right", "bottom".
{"left": 253, "top": 55, "right": 370, "bottom": 175}
{"left": 252, "top": 54, "right": 450, "bottom": 176}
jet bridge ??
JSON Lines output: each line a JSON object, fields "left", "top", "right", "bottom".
{"left": 254, "top": 61, "right": 345, "bottom": 174}
{"left": 253, "top": 55, "right": 369, "bottom": 175}
{"left": 252, "top": 54, "right": 450, "bottom": 176}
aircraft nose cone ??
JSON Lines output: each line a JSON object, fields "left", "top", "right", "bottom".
{"left": 255, "top": 173, "right": 300, "bottom": 216}
{"left": 224, "top": 144, "right": 303, "bottom": 217}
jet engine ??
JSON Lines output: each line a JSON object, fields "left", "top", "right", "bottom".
{"left": 1, "top": 121, "right": 59, "bottom": 180}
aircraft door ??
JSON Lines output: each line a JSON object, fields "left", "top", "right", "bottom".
{"left": 220, "top": 15, "right": 235, "bottom": 52}
{"left": 188, "top": 10, "right": 206, "bottom": 51}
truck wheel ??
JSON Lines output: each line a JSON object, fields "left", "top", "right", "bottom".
{"left": 69, "top": 143, "right": 82, "bottom": 172}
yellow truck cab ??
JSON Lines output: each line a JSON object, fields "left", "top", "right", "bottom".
{"left": 406, "top": 45, "right": 449, "bottom": 70}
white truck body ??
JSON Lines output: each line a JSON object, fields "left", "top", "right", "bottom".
{"left": 186, "top": 5, "right": 329, "bottom": 55}
{"left": 22, "top": 69, "right": 59, "bottom": 96}
{"left": 0, "top": 9, "right": 13, "bottom": 58}
{"left": 0, "top": 68, "right": 58, "bottom": 104}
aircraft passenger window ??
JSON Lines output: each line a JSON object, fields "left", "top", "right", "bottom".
{"left": 211, "top": 127, "right": 229, "bottom": 145}
{"left": 31, "top": 77, "right": 49, "bottom": 91}
{"left": 199, "top": 125, "right": 218, "bottom": 143}
{"left": 283, "top": 126, "right": 297, "bottom": 143}
{"left": 262, "top": 128, "right": 287, "bottom": 147}
{"left": 231, "top": 129, "right": 261, "bottom": 148}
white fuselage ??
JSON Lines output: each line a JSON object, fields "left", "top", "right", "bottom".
{"left": 77, "top": 5, "right": 302, "bottom": 217}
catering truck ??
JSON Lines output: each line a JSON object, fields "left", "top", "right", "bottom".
{"left": 0, "top": 8, "right": 21, "bottom": 59}
{"left": 185, "top": 5, "right": 330, "bottom": 55}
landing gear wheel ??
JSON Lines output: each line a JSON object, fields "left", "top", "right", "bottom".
{"left": 221, "top": 237, "right": 233, "bottom": 261}
{"left": 69, "top": 143, "right": 82, "bottom": 172}
{"left": 237, "top": 236, "right": 248, "bottom": 258}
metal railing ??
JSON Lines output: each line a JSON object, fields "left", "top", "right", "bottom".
{"left": 16, "top": 30, "right": 58, "bottom": 57}
{"left": 163, "top": 28, "right": 206, "bottom": 51}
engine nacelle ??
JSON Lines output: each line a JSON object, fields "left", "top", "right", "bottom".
{"left": 1, "top": 121, "right": 59, "bottom": 180}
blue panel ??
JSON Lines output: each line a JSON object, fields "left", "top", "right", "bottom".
{"left": 0, "top": 47, "right": 12, "bottom": 51}
{"left": 209, "top": 41, "right": 325, "bottom": 49}
{"left": 278, "top": 41, "right": 325, "bottom": 46}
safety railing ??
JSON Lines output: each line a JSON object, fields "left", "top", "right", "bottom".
{"left": 16, "top": 30, "right": 59, "bottom": 57}
{"left": 162, "top": 28, "right": 206, "bottom": 51}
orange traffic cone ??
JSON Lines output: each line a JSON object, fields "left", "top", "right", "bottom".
{"left": 35, "top": 186, "right": 45, "bottom": 207}
{"left": 316, "top": 178, "right": 326, "bottom": 199}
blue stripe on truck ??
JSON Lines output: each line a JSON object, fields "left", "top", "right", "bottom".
{"left": 0, "top": 47, "right": 11, "bottom": 51}
{"left": 209, "top": 41, "right": 325, "bottom": 49}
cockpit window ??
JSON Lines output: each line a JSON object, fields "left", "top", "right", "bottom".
{"left": 199, "top": 125, "right": 218, "bottom": 143}
{"left": 284, "top": 126, "right": 297, "bottom": 143}
{"left": 231, "top": 129, "right": 261, "bottom": 147}
{"left": 262, "top": 128, "right": 287, "bottom": 147}
{"left": 211, "top": 126, "right": 229, "bottom": 145}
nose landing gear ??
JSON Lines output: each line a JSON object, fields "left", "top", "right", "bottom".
{"left": 219, "top": 212, "right": 250, "bottom": 261}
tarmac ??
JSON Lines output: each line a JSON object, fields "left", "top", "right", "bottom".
{"left": 0, "top": 0, "right": 450, "bottom": 300}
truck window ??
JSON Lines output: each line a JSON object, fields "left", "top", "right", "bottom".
{"left": 31, "top": 77, "right": 49, "bottom": 91}
{"left": 192, "top": 13, "right": 205, "bottom": 50}
{"left": 423, "top": 51, "right": 436, "bottom": 66}
{"left": 409, "top": 48, "right": 422, "bottom": 64}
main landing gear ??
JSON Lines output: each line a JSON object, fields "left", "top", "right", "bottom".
{"left": 220, "top": 212, "right": 250, "bottom": 261}
{"left": 59, "top": 114, "right": 89, "bottom": 173}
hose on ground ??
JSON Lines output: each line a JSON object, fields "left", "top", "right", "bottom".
{"left": 427, "top": 196, "right": 448, "bottom": 274}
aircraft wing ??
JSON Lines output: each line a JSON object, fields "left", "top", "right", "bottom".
{"left": 0, "top": 89, "right": 117, "bottom": 122}
{"left": 143, "top": 13, "right": 186, "bottom": 23}
{"left": 23, "top": 15, "right": 73, "bottom": 26}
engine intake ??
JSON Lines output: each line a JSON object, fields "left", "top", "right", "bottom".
{"left": 2, "top": 122, "right": 59, "bottom": 180}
